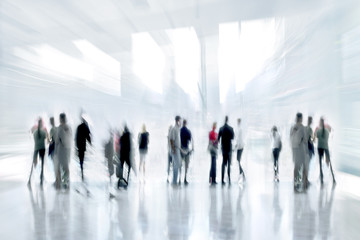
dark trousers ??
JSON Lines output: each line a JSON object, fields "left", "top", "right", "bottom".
{"left": 221, "top": 150, "right": 231, "bottom": 183}
{"left": 31, "top": 149, "right": 45, "bottom": 183}
{"left": 318, "top": 148, "right": 335, "bottom": 182}
{"left": 78, "top": 150, "right": 85, "bottom": 179}
{"left": 237, "top": 149, "right": 245, "bottom": 175}
{"left": 209, "top": 154, "right": 217, "bottom": 183}
{"left": 272, "top": 148, "right": 280, "bottom": 175}
{"left": 119, "top": 159, "right": 131, "bottom": 183}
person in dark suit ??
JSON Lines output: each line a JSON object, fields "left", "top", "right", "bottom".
{"left": 217, "top": 116, "right": 234, "bottom": 185}
{"left": 75, "top": 116, "right": 92, "bottom": 181}
{"left": 119, "top": 125, "right": 132, "bottom": 187}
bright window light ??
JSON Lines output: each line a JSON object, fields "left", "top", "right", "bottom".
{"left": 218, "top": 22, "right": 239, "bottom": 103}
{"left": 132, "top": 32, "right": 165, "bottom": 94}
{"left": 167, "top": 27, "right": 200, "bottom": 95}
{"left": 74, "top": 39, "right": 121, "bottom": 96}
{"left": 218, "top": 18, "right": 284, "bottom": 101}
{"left": 18, "top": 44, "right": 94, "bottom": 81}
{"left": 14, "top": 42, "right": 121, "bottom": 96}
{"left": 237, "top": 18, "right": 282, "bottom": 92}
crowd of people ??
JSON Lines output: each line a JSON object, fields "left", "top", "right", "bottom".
{"left": 28, "top": 112, "right": 336, "bottom": 192}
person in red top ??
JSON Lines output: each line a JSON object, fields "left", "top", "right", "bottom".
{"left": 208, "top": 122, "right": 218, "bottom": 185}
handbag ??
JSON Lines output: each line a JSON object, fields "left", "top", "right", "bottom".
{"left": 48, "top": 142, "right": 55, "bottom": 156}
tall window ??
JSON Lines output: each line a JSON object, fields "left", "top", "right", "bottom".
{"left": 236, "top": 18, "right": 283, "bottom": 92}
{"left": 218, "top": 22, "right": 239, "bottom": 103}
{"left": 132, "top": 32, "right": 165, "bottom": 93}
{"left": 167, "top": 27, "right": 200, "bottom": 96}
{"left": 218, "top": 18, "right": 284, "bottom": 102}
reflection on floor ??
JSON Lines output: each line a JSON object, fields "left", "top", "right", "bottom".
{"left": 1, "top": 152, "right": 360, "bottom": 240}
{"left": 1, "top": 177, "right": 360, "bottom": 239}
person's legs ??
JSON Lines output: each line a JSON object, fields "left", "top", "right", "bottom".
{"left": 184, "top": 154, "right": 190, "bottom": 183}
{"left": 126, "top": 159, "right": 131, "bottom": 183}
{"left": 273, "top": 148, "right": 279, "bottom": 178}
{"left": 293, "top": 149, "right": 302, "bottom": 183}
{"left": 318, "top": 148, "right": 324, "bottom": 183}
{"left": 54, "top": 158, "right": 61, "bottom": 189}
{"left": 78, "top": 150, "right": 85, "bottom": 181}
{"left": 167, "top": 153, "right": 172, "bottom": 178}
{"left": 210, "top": 154, "right": 216, "bottom": 183}
{"left": 39, "top": 149, "right": 45, "bottom": 184}
{"left": 29, "top": 150, "right": 39, "bottom": 183}
{"left": 221, "top": 151, "right": 226, "bottom": 183}
{"left": 272, "top": 149, "right": 277, "bottom": 175}
{"left": 139, "top": 152, "right": 146, "bottom": 180}
{"left": 62, "top": 149, "right": 71, "bottom": 188}
{"left": 172, "top": 150, "right": 180, "bottom": 185}
{"left": 227, "top": 151, "right": 231, "bottom": 183}
{"left": 325, "top": 149, "right": 336, "bottom": 183}
{"left": 237, "top": 149, "right": 243, "bottom": 174}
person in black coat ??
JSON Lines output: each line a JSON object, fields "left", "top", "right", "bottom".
{"left": 119, "top": 125, "right": 132, "bottom": 187}
{"left": 75, "top": 116, "right": 91, "bottom": 181}
{"left": 217, "top": 116, "right": 234, "bottom": 185}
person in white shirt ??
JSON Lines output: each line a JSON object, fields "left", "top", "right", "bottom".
{"left": 169, "top": 116, "right": 182, "bottom": 185}
{"left": 55, "top": 113, "right": 72, "bottom": 189}
{"left": 290, "top": 113, "right": 307, "bottom": 189}
{"left": 270, "top": 126, "right": 282, "bottom": 181}
{"left": 235, "top": 118, "right": 246, "bottom": 181}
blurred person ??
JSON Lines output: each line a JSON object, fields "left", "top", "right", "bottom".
{"left": 180, "top": 119, "right": 193, "bottom": 185}
{"left": 304, "top": 116, "right": 314, "bottom": 188}
{"left": 270, "top": 126, "right": 282, "bottom": 182}
{"left": 55, "top": 113, "right": 72, "bottom": 189}
{"left": 138, "top": 124, "right": 149, "bottom": 182}
{"left": 290, "top": 113, "right": 307, "bottom": 190}
{"left": 104, "top": 129, "right": 115, "bottom": 183}
{"left": 75, "top": 116, "right": 92, "bottom": 181}
{"left": 315, "top": 117, "right": 336, "bottom": 185}
{"left": 169, "top": 116, "right": 182, "bottom": 185}
{"left": 235, "top": 118, "right": 246, "bottom": 182}
{"left": 28, "top": 118, "right": 49, "bottom": 186}
{"left": 118, "top": 125, "right": 132, "bottom": 187}
{"left": 217, "top": 116, "right": 234, "bottom": 185}
{"left": 48, "top": 117, "right": 57, "bottom": 184}
{"left": 208, "top": 122, "right": 218, "bottom": 185}
{"left": 167, "top": 125, "right": 173, "bottom": 183}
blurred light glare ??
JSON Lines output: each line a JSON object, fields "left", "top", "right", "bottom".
{"left": 167, "top": 27, "right": 201, "bottom": 96}
{"left": 132, "top": 32, "right": 165, "bottom": 94}
{"left": 218, "top": 18, "right": 284, "bottom": 101}
{"left": 218, "top": 22, "right": 239, "bottom": 103}
{"left": 14, "top": 44, "right": 94, "bottom": 81}
{"left": 237, "top": 18, "right": 284, "bottom": 92}
{"left": 73, "top": 39, "right": 121, "bottom": 96}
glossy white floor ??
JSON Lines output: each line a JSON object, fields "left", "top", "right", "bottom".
{"left": 0, "top": 152, "right": 359, "bottom": 240}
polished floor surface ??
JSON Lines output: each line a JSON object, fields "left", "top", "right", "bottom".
{"left": 0, "top": 153, "right": 360, "bottom": 240}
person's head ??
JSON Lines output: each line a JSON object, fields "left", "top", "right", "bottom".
{"left": 296, "top": 112, "right": 303, "bottom": 124}
{"left": 183, "top": 119, "right": 187, "bottom": 127}
{"left": 320, "top": 117, "right": 325, "bottom": 128}
{"left": 225, "top": 116, "right": 229, "bottom": 124}
{"left": 272, "top": 126, "right": 277, "bottom": 132}
{"left": 175, "top": 116, "right": 181, "bottom": 126}
{"left": 59, "top": 113, "right": 66, "bottom": 124}
{"left": 38, "top": 118, "right": 43, "bottom": 128}
{"left": 308, "top": 116, "right": 313, "bottom": 126}
{"left": 212, "top": 122, "right": 217, "bottom": 130}
{"left": 237, "top": 118, "right": 241, "bottom": 126}
{"left": 50, "top": 117, "right": 55, "bottom": 127}
{"left": 124, "top": 124, "right": 129, "bottom": 133}
{"left": 142, "top": 124, "right": 146, "bottom": 132}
